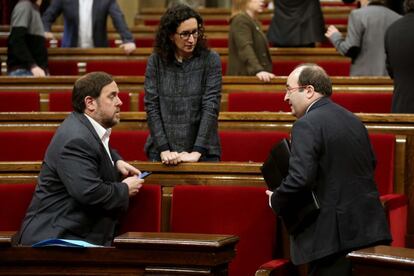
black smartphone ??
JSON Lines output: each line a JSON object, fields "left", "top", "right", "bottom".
{"left": 138, "top": 171, "right": 152, "bottom": 179}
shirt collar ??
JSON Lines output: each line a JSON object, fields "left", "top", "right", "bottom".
{"left": 305, "top": 97, "right": 323, "bottom": 114}
{"left": 84, "top": 114, "right": 112, "bottom": 141}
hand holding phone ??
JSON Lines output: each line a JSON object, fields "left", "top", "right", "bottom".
{"left": 138, "top": 171, "right": 152, "bottom": 179}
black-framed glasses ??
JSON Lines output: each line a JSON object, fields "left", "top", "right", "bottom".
{"left": 176, "top": 29, "right": 199, "bottom": 40}
{"left": 286, "top": 85, "right": 307, "bottom": 96}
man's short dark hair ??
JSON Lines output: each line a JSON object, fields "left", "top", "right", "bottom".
{"left": 72, "top": 72, "right": 114, "bottom": 113}
{"left": 405, "top": 0, "right": 414, "bottom": 13}
{"left": 297, "top": 63, "right": 332, "bottom": 96}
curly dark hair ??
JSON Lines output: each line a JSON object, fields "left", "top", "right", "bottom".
{"left": 405, "top": 0, "right": 414, "bottom": 13}
{"left": 154, "top": 4, "right": 208, "bottom": 62}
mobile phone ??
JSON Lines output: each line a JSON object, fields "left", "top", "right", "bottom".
{"left": 138, "top": 171, "right": 152, "bottom": 179}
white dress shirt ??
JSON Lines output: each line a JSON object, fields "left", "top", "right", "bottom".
{"left": 85, "top": 114, "right": 113, "bottom": 165}
{"left": 78, "top": 0, "right": 94, "bottom": 48}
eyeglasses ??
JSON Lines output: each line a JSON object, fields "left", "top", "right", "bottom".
{"left": 285, "top": 85, "right": 307, "bottom": 96}
{"left": 176, "top": 29, "right": 199, "bottom": 40}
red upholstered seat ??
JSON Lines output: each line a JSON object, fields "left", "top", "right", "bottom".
{"left": 85, "top": 60, "right": 147, "bottom": 76}
{"left": 110, "top": 130, "right": 149, "bottom": 161}
{"left": 207, "top": 37, "right": 228, "bottom": 48}
{"left": 135, "top": 37, "right": 155, "bottom": 48}
{"left": 138, "top": 92, "right": 145, "bottom": 111}
{"left": 332, "top": 93, "right": 392, "bottom": 113}
{"left": 49, "top": 91, "right": 131, "bottom": 112}
{"left": 273, "top": 60, "right": 351, "bottom": 76}
{"left": 170, "top": 185, "right": 291, "bottom": 276}
{"left": 119, "top": 184, "right": 162, "bottom": 233}
{"left": 220, "top": 131, "right": 289, "bottom": 162}
{"left": 227, "top": 92, "right": 289, "bottom": 112}
{"left": 0, "top": 91, "right": 40, "bottom": 112}
{"left": 369, "top": 133, "right": 407, "bottom": 247}
{"left": 48, "top": 60, "right": 79, "bottom": 75}
{"left": 0, "top": 131, "right": 54, "bottom": 161}
{"left": 0, "top": 183, "right": 36, "bottom": 231}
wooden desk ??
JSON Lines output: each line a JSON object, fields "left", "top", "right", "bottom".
{"left": 349, "top": 245, "right": 414, "bottom": 276}
{"left": 0, "top": 231, "right": 239, "bottom": 276}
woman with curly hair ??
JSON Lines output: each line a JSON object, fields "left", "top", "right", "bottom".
{"left": 144, "top": 4, "right": 222, "bottom": 165}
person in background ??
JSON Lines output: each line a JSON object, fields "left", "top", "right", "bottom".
{"left": 325, "top": 0, "right": 401, "bottom": 76}
{"left": 266, "top": 64, "right": 391, "bottom": 276}
{"left": 7, "top": 0, "right": 49, "bottom": 76}
{"left": 42, "top": 0, "right": 136, "bottom": 55}
{"left": 266, "top": 0, "right": 325, "bottom": 47}
{"left": 385, "top": 0, "right": 414, "bottom": 113}
{"left": 144, "top": 4, "right": 222, "bottom": 165}
{"left": 227, "top": 0, "right": 275, "bottom": 82}
{"left": 17, "top": 72, "right": 144, "bottom": 246}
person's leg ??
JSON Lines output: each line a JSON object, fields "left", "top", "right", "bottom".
{"left": 308, "top": 252, "right": 352, "bottom": 276}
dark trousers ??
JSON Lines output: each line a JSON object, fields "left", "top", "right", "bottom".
{"left": 308, "top": 251, "right": 352, "bottom": 276}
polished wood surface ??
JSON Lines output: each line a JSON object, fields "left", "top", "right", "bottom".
{"left": 0, "top": 231, "right": 239, "bottom": 276}
{"left": 349, "top": 246, "right": 414, "bottom": 276}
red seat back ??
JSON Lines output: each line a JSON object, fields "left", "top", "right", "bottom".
{"left": 49, "top": 91, "right": 130, "bottom": 112}
{"left": 110, "top": 130, "right": 149, "bottom": 161}
{"left": 85, "top": 60, "right": 147, "bottom": 76}
{"left": 273, "top": 60, "right": 351, "bottom": 76}
{"left": 0, "top": 183, "right": 36, "bottom": 231}
{"left": 171, "top": 185, "right": 277, "bottom": 276}
{"left": 220, "top": 131, "right": 289, "bottom": 162}
{"left": 48, "top": 60, "right": 79, "bottom": 75}
{"left": 0, "top": 92, "right": 40, "bottom": 112}
{"left": 332, "top": 93, "right": 392, "bottom": 113}
{"left": 119, "top": 184, "right": 162, "bottom": 233}
{"left": 0, "top": 131, "right": 54, "bottom": 161}
{"left": 227, "top": 92, "right": 289, "bottom": 112}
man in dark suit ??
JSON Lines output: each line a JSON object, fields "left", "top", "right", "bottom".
{"left": 266, "top": 64, "right": 391, "bottom": 275}
{"left": 17, "top": 72, "right": 144, "bottom": 246}
{"left": 385, "top": 0, "right": 414, "bottom": 113}
{"left": 42, "top": 0, "right": 135, "bottom": 54}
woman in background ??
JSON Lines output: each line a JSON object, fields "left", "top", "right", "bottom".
{"left": 144, "top": 4, "right": 222, "bottom": 165}
{"left": 7, "top": 0, "right": 49, "bottom": 76}
{"left": 227, "top": 0, "right": 275, "bottom": 82}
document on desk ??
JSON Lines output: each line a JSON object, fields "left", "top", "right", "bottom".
{"left": 32, "top": 238, "right": 103, "bottom": 248}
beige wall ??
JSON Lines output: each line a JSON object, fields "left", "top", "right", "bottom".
{"left": 117, "top": 0, "right": 139, "bottom": 27}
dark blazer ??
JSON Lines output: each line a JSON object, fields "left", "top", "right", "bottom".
{"left": 18, "top": 112, "right": 129, "bottom": 246}
{"left": 227, "top": 12, "right": 272, "bottom": 76}
{"left": 266, "top": 0, "right": 325, "bottom": 47}
{"left": 42, "top": 0, "right": 133, "bottom": 47}
{"left": 271, "top": 97, "right": 391, "bottom": 265}
{"left": 385, "top": 13, "right": 414, "bottom": 113}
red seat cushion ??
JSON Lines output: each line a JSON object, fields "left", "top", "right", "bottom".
{"left": 119, "top": 184, "right": 161, "bottom": 233}
{"left": 171, "top": 185, "right": 277, "bottom": 276}
{"left": 0, "top": 183, "right": 36, "bottom": 231}
{"left": 0, "top": 92, "right": 40, "bottom": 112}
{"left": 220, "top": 131, "right": 289, "bottom": 162}
{"left": 110, "top": 130, "right": 149, "bottom": 161}
{"left": 228, "top": 92, "right": 289, "bottom": 112}
{"left": 85, "top": 60, "right": 147, "bottom": 76}
{"left": 49, "top": 91, "right": 130, "bottom": 112}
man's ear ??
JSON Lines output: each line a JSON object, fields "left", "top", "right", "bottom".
{"left": 84, "top": 96, "right": 96, "bottom": 112}
{"left": 305, "top": 85, "right": 315, "bottom": 99}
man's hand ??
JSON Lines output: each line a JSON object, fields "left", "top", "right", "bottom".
{"left": 123, "top": 175, "right": 144, "bottom": 197}
{"left": 160, "top": 150, "right": 180, "bottom": 165}
{"left": 256, "top": 71, "right": 276, "bottom": 82}
{"left": 265, "top": 190, "right": 273, "bottom": 208}
{"left": 179, "top": 151, "right": 202, "bottom": 162}
{"left": 31, "top": 66, "right": 46, "bottom": 77}
{"left": 116, "top": 160, "right": 140, "bottom": 176}
{"left": 325, "top": 25, "right": 340, "bottom": 38}
{"left": 119, "top": 42, "right": 136, "bottom": 55}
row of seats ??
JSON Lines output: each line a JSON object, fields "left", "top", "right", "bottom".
{"left": 0, "top": 90, "right": 392, "bottom": 113}
{"left": 0, "top": 183, "right": 291, "bottom": 276}
{"left": 0, "top": 58, "right": 351, "bottom": 76}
